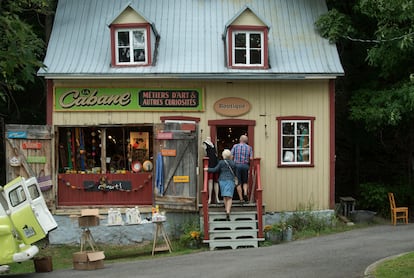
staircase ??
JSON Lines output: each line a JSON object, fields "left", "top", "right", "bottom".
{"left": 202, "top": 203, "right": 263, "bottom": 250}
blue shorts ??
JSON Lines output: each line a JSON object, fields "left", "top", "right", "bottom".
{"left": 235, "top": 164, "right": 249, "bottom": 185}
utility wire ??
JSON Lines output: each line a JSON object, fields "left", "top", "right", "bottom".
{"left": 344, "top": 31, "right": 414, "bottom": 43}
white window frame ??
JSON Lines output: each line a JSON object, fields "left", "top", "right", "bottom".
{"left": 232, "top": 31, "right": 264, "bottom": 67}
{"left": 115, "top": 28, "right": 148, "bottom": 65}
{"left": 279, "top": 119, "right": 312, "bottom": 166}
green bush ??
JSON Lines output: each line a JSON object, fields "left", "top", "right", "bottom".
{"left": 358, "top": 182, "right": 413, "bottom": 217}
{"left": 285, "top": 209, "right": 335, "bottom": 235}
{"left": 178, "top": 217, "right": 202, "bottom": 246}
{"left": 358, "top": 182, "right": 389, "bottom": 216}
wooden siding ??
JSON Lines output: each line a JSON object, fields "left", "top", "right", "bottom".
{"left": 52, "top": 79, "right": 330, "bottom": 212}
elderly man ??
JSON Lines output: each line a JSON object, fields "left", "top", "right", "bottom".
{"left": 231, "top": 135, "right": 253, "bottom": 203}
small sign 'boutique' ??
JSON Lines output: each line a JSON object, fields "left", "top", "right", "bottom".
{"left": 214, "top": 97, "right": 251, "bottom": 117}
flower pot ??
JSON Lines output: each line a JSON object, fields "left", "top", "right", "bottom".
{"left": 34, "top": 256, "right": 53, "bottom": 272}
{"left": 283, "top": 227, "right": 293, "bottom": 242}
{"left": 265, "top": 231, "right": 283, "bottom": 244}
{"left": 187, "top": 239, "right": 201, "bottom": 249}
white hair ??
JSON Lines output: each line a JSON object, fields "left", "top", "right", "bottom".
{"left": 222, "top": 149, "right": 231, "bottom": 159}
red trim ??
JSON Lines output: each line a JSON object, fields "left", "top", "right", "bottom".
{"left": 329, "top": 80, "right": 336, "bottom": 209}
{"left": 208, "top": 119, "right": 256, "bottom": 148}
{"left": 276, "top": 116, "right": 315, "bottom": 167}
{"left": 46, "top": 80, "right": 53, "bottom": 125}
{"left": 227, "top": 25, "right": 269, "bottom": 69}
{"left": 202, "top": 158, "right": 209, "bottom": 240}
{"left": 253, "top": 158, "right": 263, "bottom": 238}
{"left": 110, "top": 23, "right": 152, "bottom": 67}
{"left": 160, "top": 116, "right": 200, "bottom": 123}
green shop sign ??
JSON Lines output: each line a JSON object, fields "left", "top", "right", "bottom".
{"left": 55, "top": 88, "right": 204, "bottom": 112}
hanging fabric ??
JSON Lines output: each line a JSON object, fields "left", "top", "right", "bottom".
{"left": 155, "top": 152, "right": 164, "bottom": 196}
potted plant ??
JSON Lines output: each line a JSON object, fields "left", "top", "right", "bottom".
{"left": 264, "top": 221, "right": 293, "bottom": 243}
{"left": 264, "top": 224, "right": 283, "bottom": 244}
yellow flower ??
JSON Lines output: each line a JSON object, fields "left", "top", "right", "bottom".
{"left": 190, "top": 231, "right": 200, "bottom": 239}
{"left": 264, "top": 225, "right": 272, "bottom": 232}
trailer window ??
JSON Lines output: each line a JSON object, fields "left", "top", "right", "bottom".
{"left": 28, "top": 184, "right": 40, "bottom": 199}
{"left": 9, "top": 186, "right": 27, "bottom": 207}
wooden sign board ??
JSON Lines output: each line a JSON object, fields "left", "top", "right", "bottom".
{"left": 214, "top": 97, "right": 251, "bottom": 117}
{"left": 7, "top": 131, "right": 27, "bottom": 139}
{"left": 27, "top": 156, "right": 47, "bottom": 163}
{"left": 22, "top": 142, "right": 42, "bottom": 149}
{"left": 156, "top": 132, "right": 173, "bottom": 140}
{"left": 173, "top": 176, "right": 189, "bottom": 183}
{"left": 161, "top": 149, "right": 176, "bottom": 156}
{"left": 180, "top": 123, "right": 196, "bottom": 131}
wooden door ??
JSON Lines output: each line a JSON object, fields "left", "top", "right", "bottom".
{"left": 154, "top": 121, "right": 198, "bottom": 211}
{"left": 5, "top": 125, "right": 54, "bottom": 209}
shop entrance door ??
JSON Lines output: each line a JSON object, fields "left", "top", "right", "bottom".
{"left": 208, "top": 119, "right": 256, "bottom": 159}
{"left": 208, "top": 119, "right": 256, "bottom": 200}
{"left": 216, "top": 126, "right": 248, "bottom": 158}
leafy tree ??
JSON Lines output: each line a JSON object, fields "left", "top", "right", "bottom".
{"left": 0, "top": 0, "right": 53, "bottom": 121}
{"left": 316, "top": 0, "right": 414, "bottom": 193}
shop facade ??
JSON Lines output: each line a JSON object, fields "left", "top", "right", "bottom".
{"left": 30, "top": 0, "right": 343, "bottom": 234}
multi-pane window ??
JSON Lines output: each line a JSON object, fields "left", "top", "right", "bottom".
{"left": 279, "top": 119, "right": 313, "bottom": 166}
{"left": 232, "top": 31, "right": 264, "bottom": 66}
{"left": 115, "top": 29, "right": 147, "bottom": 65}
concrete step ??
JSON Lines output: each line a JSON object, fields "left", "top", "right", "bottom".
{"left": 209, "top": 220, "right": 257, "bottom": 231}
{"left": 208, "top": 211, "right": 257, "bottom": 222}
{"left": 209, "top": 229, "right": 258, "bottom": 240}
{"left": 203, "top": 238, "right": 259, "bottom": 250}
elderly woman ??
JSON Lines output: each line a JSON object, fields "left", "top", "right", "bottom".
{"left": 205, "top": 149, "right": 236, "bottom": 221}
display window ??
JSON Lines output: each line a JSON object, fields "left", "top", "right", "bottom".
{"left": 276, "top": 116, "right": 315, "bottom": 167}
{"left": 57, "top": 126, "right": 153, "bottom": 174}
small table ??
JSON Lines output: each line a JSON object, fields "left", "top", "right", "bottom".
{"left": 340, "top": 197, "right": 356, "bottom": 218}
{"left": 152, "top": 221, "right": 172, "bottom": 256}
{"left": 80, "top": 228, "right": 97, "bottom": 251}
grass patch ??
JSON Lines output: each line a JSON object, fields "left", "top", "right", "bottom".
{"left": 5, "top": 216, "right": 393, "bottom": 275}
{"left": 373, "top": 252, "right": 414, "bottom": 278}
{"left": 7, "top": 240, "right": 207, "bottom": 274}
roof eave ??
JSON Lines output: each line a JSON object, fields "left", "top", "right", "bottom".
{"left": 37, "top": 73, "right": 344, "bottom": 80}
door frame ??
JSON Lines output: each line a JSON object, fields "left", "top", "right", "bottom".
{"left": 208, "top": 119, "right": 256, "bottom": 148}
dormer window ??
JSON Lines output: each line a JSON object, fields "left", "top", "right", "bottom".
{"left": 225, "top": 6, "right": 269, "bottom": 69}
{"left": 233, "top": 30, "right": 264, "bottom": 66}
{"left": 116, "top": 28, "right": 147, "bottom": 64}
{"left": 111, "top": 24, "right": 151, "bottom": 66}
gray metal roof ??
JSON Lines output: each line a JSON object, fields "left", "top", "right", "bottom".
{"left": 38, "top": 0, "right": 344, "bottom": 80}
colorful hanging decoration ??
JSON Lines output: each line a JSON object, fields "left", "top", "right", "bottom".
{"left": 79, "top": 128, "right": 86, "bottom": 171}
{"left": 66, "top": 129, "right": 73, "bottom": 169}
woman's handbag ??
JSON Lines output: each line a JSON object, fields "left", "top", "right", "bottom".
{"left": 224, "top": 160, "right": 238, "bottom": 185}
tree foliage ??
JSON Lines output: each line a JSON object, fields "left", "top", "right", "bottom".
{"left": 316, "top": 0, "right": 414, "bottom": 131}
{"left": 0, "top": 0, "right": 53, "bottom": 118}
{"left": 316, "top": 0, "right": 414, "bottom": 192}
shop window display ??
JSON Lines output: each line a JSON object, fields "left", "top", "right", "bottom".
{"left": 277, "top": 117, "right": 314, "bottom": 166}
{"left": 58, "top": 127, "right": 152, "bottom": 174}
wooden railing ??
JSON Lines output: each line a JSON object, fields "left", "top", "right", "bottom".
{"left": 251, "top": 158, "right": 264, "bottom": 238}
{"left": 202, "top": 157, "right": 263, "bottom": 240}
{"left": 202, "top": 158, "right": 210, "bottom": 240}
